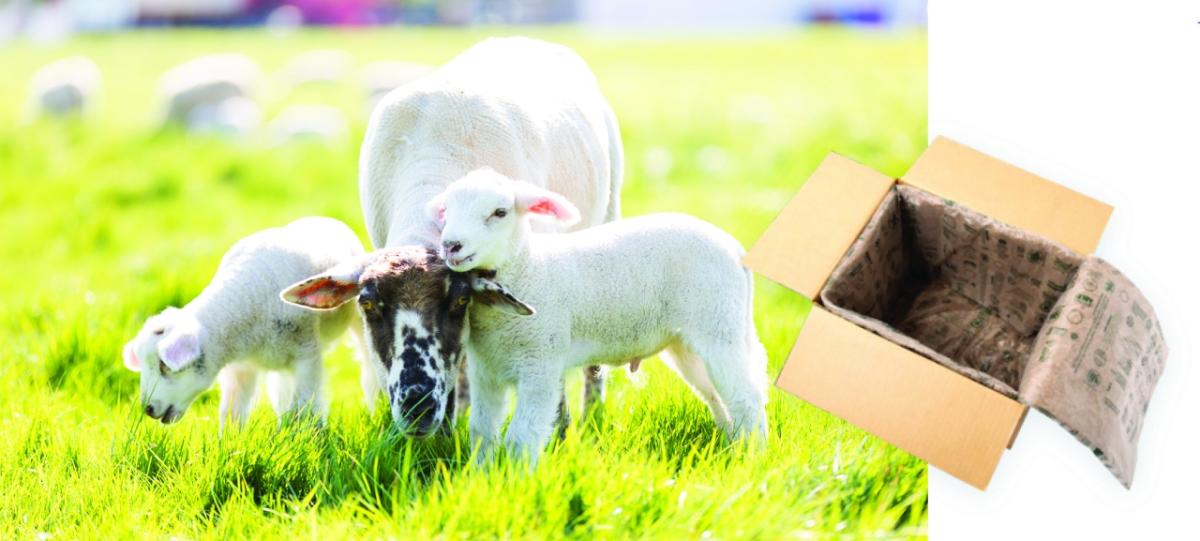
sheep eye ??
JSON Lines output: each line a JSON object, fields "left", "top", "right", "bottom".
{"left": 158, "top": 361, "right": 170, "bottom": 377}
{"left": 152, "top": 328, "right": 165, "bottom": 336}
{"left": 360, "top": 299, "right": 376, "bottom": 312}
{"left": 492, "top": 208, "right": 508, "bottom": 218}
{"left": 455, "top": 296, "right": 469, "bottom": 307}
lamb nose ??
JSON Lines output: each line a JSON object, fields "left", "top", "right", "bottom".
{"left": 144, "top": 404, "right": 157, "bottom": 417}
{"left": 443, "top": 241, "right": 462, "bottom": 255}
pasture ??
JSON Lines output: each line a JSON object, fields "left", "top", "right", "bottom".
{"left": 0, "top": 28, "right": 928, "bottom": 539}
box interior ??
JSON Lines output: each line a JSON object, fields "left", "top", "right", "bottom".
{"left": 820, "top": 184, "right": 1083, "bottom": 398}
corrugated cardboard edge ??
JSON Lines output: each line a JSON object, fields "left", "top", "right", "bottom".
{"left": 743, "top": 153, "right": 895, "bottom": 299}
{"left": 777, "top": 308, "right": 1028, "bottom": 490}
{"left": 903, "top": 137, "right": 1113, "bottom": 254}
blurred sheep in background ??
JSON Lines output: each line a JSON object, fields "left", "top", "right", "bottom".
{"left": 25, "top": 56, "right": 101, "bottom": 120}
{"left": 281, "top": 49, "right": 353, "bottom": 90}
{"left": 155, "top": 53, "right": 263, "bottom": 134}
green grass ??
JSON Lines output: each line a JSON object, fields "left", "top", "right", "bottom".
{"left": 0, "top": 28, "right": 927, "bottom": 539}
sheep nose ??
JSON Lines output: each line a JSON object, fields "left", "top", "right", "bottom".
{"left": 442, "top": 240, "right": 462, "bottom": 255}
{"left": 144, "top": 404, "right": 157, "bottom": 417}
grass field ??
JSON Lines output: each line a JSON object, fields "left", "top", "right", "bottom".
{"left": 0, "top": 28, "right": 928, "bottom": 539}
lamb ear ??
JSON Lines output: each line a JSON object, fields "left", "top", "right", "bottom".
{"left": 158, "top": 328, "right": 201, "bottom": 371}
{"left": 281, "top": 257, "right": 366, "bottom": 310}
{"left": 470, "top": 275, "right": 535, "bottom": 316}
{"left": 122, "top": 341, "right": 141, "bottom": 371}
{"left": 425, "top": 192, "right": 447, "bottom": 228}
{"left": 512, "top": 183, "right": 580, "bottom": 226}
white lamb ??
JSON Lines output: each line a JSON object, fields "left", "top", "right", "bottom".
{"left": 431, "top": 169, "right": 769, "bottom": 462}
{"left": 121, "top": 217, "right": 368, "bottom": 429}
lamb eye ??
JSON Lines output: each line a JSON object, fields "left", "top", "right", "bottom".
{"left": 153, "top": 328, "right": 165, "bottom": 336}
{"left": 492, "top": 208, "right": 508, "bottom": 218}
{"left": 455, "top": 296, "right": 469, "bottom": 307}
{"left": 360, "top": 299, "right": 376, "bottom": 312}
{"left": 158, "top": 361, "right": 170, "bottom": 377}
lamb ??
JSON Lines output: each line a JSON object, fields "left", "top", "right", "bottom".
{"left": 155, "top": 53, "right": 262, "bottom": 133}
{"left": 430, "top": 169, "right": 769, "bottom": 462}
{"left": 122, "top": 217, "right": 369, "bottom": 429}
{"left": 25, "top": 56, "right": 101, "bottom": 120}
{"left": 269, "top": 104, "right": 348, "bottom": 145}
{"left": 280, "top": 37, "right": 624, "bottom": 436}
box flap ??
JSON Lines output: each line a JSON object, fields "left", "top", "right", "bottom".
{"left": 777, "top": 307, "right": 1027, "bottom": 490}
{"left": 903, "top": 137, "right": 1112, "bottom": 254}
{"left": 743, "top": 154, "right": 895, "bottom": 299}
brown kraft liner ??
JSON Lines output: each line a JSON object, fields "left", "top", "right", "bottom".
{"left": 820, "top": 184, "right": 1167, "bottom": 487}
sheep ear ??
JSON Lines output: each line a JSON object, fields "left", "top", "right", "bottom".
{"left": 281, "top": 257, "right": 365, "bottom": 310}
{"left": 122, "top": 341, "right": 141, "bottom": 371}
{"left": 158, "top": 328, "right": 201, "bottom": 371}
{"left": 425, "top": 192, "right": 447, "bottom": 228}
{"left": 513, "top": 183, "right": 580, "bottom": 226}
{"left": 470, "top": 275, "right": 535, "bottom": 316}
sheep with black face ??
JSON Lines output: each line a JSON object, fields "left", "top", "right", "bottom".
{"left": 280, "top": 247, "right": 519, "bottom": 435}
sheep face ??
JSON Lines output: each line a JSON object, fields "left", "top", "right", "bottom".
{"left": 430, "top": 169, "right": 580, "bottom": 273}
{"left": 123, "top": 308, "right": 216, "bottom": 424}
{"left": 282, "top": 247, "right": 467, "bottom": 436}
{"left": 281, "top": 247, "right": 534, "bottom": 435}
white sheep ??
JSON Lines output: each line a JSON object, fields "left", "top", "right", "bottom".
{"left": 122, "top": 217, "right": 369, "bottom": 429}
{"left": 281, "top": 49, "right": 353, "bottom": 89}
{"left": 25, "top": 56, "right": 101, "bottom": 120}
{"left": 155, "top": 53, "right": 262, "bottom": 132}
{"left": 430, "top": 170, "right": 769, "bottom": 462}
{"left": 280, "top": 37, "right": 624, "bottom": 434}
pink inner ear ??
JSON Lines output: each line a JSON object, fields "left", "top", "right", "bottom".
{"left": 528, "top": 199, "right": 566, "bottom": 219}
{"left": 123, "top": 342, "right": 140, "bottom": 371}
{"left": 286, "top": 277, "right": 359, "bottom": 309}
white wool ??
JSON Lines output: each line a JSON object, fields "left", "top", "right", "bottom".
{"left": 25, "top": 56, "right": 101, "bottom": 119}
{"left": 359, "top": 36, "right": 624, "bottom": 251}
{"left": 124, "top": 217, "right": 369, "bottom": 429}
{"left": 437, "top": 172, "right": 769, "bottom": 462}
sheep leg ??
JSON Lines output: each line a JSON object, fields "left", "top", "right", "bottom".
{"left": 582, "top": 365, "right": 606, "bottom": 419}
{"left": 506, "top": 369, "right": 562, "bottom": 465}
{"left": 288, "top": 346, "right": 328, "bottom": 423}
{"left": 265, "top": 371, "right": 296, "bottom": 417}
{"left": 218, "top": 363, "right": 259, "bottom": 431}
{"left": 685, "top": 337, "right": 768, "bottom": 443}
{"left": 468, "top": 367, "right": 508, "bottom": 465}
{"left": 661, "top": 341, "right": 732, "bottom": 432}
{"left": 555, "top": 385, "right": 571, "bottom": 440}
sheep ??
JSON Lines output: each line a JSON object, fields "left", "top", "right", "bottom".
{"left": 430, "top": 169, "right": 769, "bottom": 462}
{"left": 122, "top": 217, "right": 369, "bottom": 429}
{"left": 25, "top": 56, "right": 101, "bottom": 120}
{"left": 155, "top": 53, "right": 262, "bottom": 132}
{"left": 279, "top": 37, "right": 624, "bottom": 436}
{"left": 281, "top": 49, "right": 353, "bottom": 90}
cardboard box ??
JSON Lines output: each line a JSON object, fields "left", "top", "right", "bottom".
{"left": 745, "top": 137, "right": 1167, "bottom": 489}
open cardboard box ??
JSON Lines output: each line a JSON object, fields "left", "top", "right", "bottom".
{"left": 745, "top": 137, "right": 1167, "bottom": 490}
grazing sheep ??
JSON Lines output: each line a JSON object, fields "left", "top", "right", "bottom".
{"left": 280, "top": 37, "right": 624, "bottom": 435}
{"left": 269, "top": 104, "right": 348, "bottom": 145}
{"left": 184, "top": 95, "right": 262, "bottom": 137}
{"left": 431, "top": 169, "right": 769, "bottom": 462}
{"left": 122, "top": 217, "right": 369, "bottom": 429}
{"left": 25, "top": 56, "right": 101, "bottom": 119}
{"left": 155, "top": 53, "right": 262, "bottom": 132}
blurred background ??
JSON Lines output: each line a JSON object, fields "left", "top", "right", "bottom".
{"left": 1, "top": 0, "right": 924, "bottom": 35}
{"left": 0, "top": 2, "right": 927, "bottom": 538}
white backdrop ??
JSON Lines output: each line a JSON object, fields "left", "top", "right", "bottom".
{"left": 928, "top": 1, "right": 1200, "bottom": 538}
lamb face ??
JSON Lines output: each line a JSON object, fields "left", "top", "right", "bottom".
{"left": 123, "top": 308, "right": 219, "bottom": 424}
{"left": 430, "top": 169, "right": 580, "bottom": 273}
{"left": 282, "top": 247, "right": 470, "bottom": 436}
